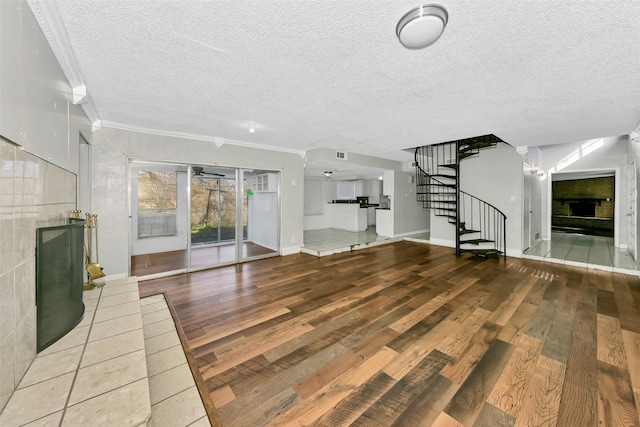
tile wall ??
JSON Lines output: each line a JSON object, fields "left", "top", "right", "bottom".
{"left": 0, "top": 137, "right": 77, "bottom": 410}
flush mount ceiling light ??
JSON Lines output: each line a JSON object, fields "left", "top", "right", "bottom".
{"left": 396, "top": 4, "right": 448, "bottom": 49}
{"left": 248, "top": 123, "right": 255, "bottom": 134}
{"left": 324, "top": 171, "right": 333, "bottom": 177}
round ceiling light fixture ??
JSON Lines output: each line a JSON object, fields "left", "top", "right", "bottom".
{"left": 396, "top": 4, "right": 448, "bottom": 49}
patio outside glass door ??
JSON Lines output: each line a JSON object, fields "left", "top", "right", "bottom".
{"left": 130, "top": 162, "right": 280, "bottom": 277}
{"left": 190, "top": 166, "right": 239, "bottom": 269}
{"left": 130, "top": 162, "right": 189, "bottom": 277}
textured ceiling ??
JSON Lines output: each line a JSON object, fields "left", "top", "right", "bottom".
{"left": 52, "top": 0, "right": 640, "bottom": 168}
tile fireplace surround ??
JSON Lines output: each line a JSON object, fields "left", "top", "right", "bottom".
{"left": 0, "top": 276, "right": 210, "bottom": 426}
{"left": 0, "top": 139, "right": 78, "bottom": 411}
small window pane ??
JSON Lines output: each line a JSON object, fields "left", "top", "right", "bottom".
{"left": 137, "top": 171, "right": 177, "bottom": 238}
{"left": 336, "top": 181, "right": 356, "bottom": 200}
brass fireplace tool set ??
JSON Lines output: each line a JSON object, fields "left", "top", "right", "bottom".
{"left": 69, "top": 210, "right": 106, "bottom": 290}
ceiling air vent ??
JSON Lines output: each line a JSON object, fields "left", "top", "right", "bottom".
{"left": 336, "top": 151, "right": 347, "bottom": 160}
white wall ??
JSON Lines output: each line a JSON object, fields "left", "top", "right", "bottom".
{"left": 91, "top": 127, "right": 305, "bottom": 276}
{"left": 629, "top": 126, "right": 640, "bottom": 258}
{"left": 392, "top": 171, "right": 430, "bottom": 237}
{"left": 540, "top": 136, "right": 628, "bottom": 245}
{"left": 303, "top": 177, "right": 333, "bottom": 230}
{"left": 0, "top": 1, "right": 90, "bottom": 174}
{"left": 429, "top": 143, "right": 523, "bottom": 256}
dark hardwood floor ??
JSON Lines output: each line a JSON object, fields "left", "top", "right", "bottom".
{"left": 131, "top": 241, "right": 275, "bottom": 276}
{"left": 139, "top": 241, "right": 640, "bottom": 426}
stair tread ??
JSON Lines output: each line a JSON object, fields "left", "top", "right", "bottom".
{"left": 459, "top": 142, "right": 497, "bottom": 153}
{"left": 429, "top": 174, "right": 456, "bottom": 179}
{"left": 460, "top": 248, "right": 503, "bottom": 258}
{"left": 460, "top": 229, "right": 480, "bottom": 235}
{"left": 416, "top": 190, "right": 456, "bottom": 193}
{"left": 460, "top": 238, "right": 495, "bottom": 244}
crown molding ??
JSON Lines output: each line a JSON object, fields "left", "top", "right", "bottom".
{"left": 27, "top": 0, "right": 101, "bottom": 127}
{"left": 100, "top": 121, "right": 307, "bottom": 156}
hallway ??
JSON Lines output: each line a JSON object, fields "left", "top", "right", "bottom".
{"left": 523, "top": 232, "right": 639, "bottom": 275}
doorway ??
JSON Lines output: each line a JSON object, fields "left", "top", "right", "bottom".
{"left": 129, "top": 161, "right": 280, "bottom": 277}
{"left": 551, "top": 173, "right": 615, "bottom": 238}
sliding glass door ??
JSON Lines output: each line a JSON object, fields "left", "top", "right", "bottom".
{"left": 190, "top": 166, "right": 239, "bottom": 270}
{"left": 130, "top": 161, "right": 280, "bottom": 278}
{"left": 130, "top": 162, "right": 189, "bottom": 277}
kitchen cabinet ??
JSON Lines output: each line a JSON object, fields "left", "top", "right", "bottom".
{"left": 327, "top": 203, "right": 367, "bottom": 232}
{"left": 367, "top": 207, "right": 377, "bottom": 226}
{"left": 376, "top": 209, "right": 392, "bottom": 237}
{"left": 250, "top": 173, "right": 278, "bottom": 192}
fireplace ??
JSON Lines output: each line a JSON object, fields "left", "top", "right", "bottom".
{"left": 35, "top": 217, "right": 86, "bottom": 352}
{"left": 569, "top": 201, "right": 596, "bottom": 217}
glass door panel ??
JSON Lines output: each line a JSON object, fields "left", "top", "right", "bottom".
{"left": 190, "top": 166, "right": 237, "bottom": 269}
{"left": 130, "top": 162, "right": 189, "bottom": 277}
{"left": 243, "top": 170, "right": 279, "bottom": 260}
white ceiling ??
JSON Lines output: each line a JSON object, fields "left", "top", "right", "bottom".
{"left": 48, "top": 1, "right": 640, "bottom": 172}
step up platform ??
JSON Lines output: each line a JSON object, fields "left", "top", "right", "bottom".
{"left": 0, "top": 276, "right": 212, "bottom": 427}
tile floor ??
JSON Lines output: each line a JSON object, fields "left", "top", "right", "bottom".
{"left": 0, "top": 277, "right": 210, "bottom": 426}
{"left": 302, "top": 226, "right": 404, "bottom": 256}
{"left": 304, "top": 228, "right": 640, "bottom": 276}
{"left": 141, "top": 294, "right": 210, "bottom": 427}
{"left": 523, "top": 232, "right": 639, "bottom": 275}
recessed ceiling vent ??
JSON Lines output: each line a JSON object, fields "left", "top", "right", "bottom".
{"left": 336, "top": 151, "right": 347, "bottom": 160}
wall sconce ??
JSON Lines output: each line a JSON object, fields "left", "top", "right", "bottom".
{"left": 530, "top": 166, "right": 544, "bottom": 177}
{"left": 324, "top": 171, "right": 332, "bottom": 177}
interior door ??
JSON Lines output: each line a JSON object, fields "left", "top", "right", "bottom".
{"left": 628, "top": 161, "right": 636, "bottom": 260}
{"left": 243, "top": 170, "right": 279, "bottom": 260}
{"left": 523, "top": 165, "right": 532, "bottom": 250}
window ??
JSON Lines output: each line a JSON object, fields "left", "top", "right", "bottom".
{"left": 137, "top": 171, "right": 177, "bottom": 238}
{"left": 336, "top": 181, "right": 356, "bottom": 200}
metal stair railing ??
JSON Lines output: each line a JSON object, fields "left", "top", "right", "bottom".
{"left": 459, "top": 190, "right": 507, "bottom": 259}
{"left": 414, "top": 135, "right": 507, "bottom": 259}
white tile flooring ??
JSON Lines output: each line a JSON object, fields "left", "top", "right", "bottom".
{"left": 302, "top": 226, "right": 406, "bottom": 256}
{"left": 141, "top": 294, "right": 210, "bottom": 427}
{"left": 0, "top": 277, "right": 210, "bottom": 426}
{"left": 523, "top": 232, "right": 639, "bottom": 274}
{"left": 304, "top": 228, "right": 640, "bottom": 276}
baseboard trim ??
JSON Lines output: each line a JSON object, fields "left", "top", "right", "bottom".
{"left": 394, "top": 229, "right": 429, "bottom": 238}
{"left": 281, "top": 245, "right": 301, "bottom": 256}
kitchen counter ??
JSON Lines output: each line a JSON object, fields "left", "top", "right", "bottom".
{"left": 327, "top": 203, "right": 367, "bottom": 232}
{"left": 376, "top": 208, "right": 392, "bottom": 237}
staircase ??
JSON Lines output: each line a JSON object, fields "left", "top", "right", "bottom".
{"left": 415, "top": 134, "right": 507, "bottom": 259}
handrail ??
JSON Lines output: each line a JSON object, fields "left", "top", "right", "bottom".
{"left": 459, "top": 190, "right": 507, "bottom": 220}
{"left": 413, "top": 141, "right": 507, "bottom": 259}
